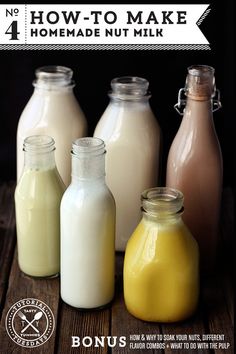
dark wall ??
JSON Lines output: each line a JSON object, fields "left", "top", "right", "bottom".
{"left": 0, "top": 1, "right": 235, "bottom": 187}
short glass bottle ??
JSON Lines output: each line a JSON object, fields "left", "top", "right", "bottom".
{"left": 15, "top": 135, "right": 65, "bottom": 277}
{"left": 124, "top": 187, "right": 199, "bottom": 322}
{"left": 60, "top": 137, "right": 116, "bottom": 309}
{"left": 17, "top": 65, "right": 87, "bottom": 186}
{"left": 94, "top": 76, "right": 161, "bottom": 251}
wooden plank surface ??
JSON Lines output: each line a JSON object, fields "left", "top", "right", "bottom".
{"left": 0, "top": 249, "right": 60, "bottom": 353}
{"left": 162, "top": 304, "right": 210, "bottom": 354}
{"left": 0, "top": 183, "right": 234, "bottom": 354}
{"left": 202, "top": 276, "right": 234, "bottom": 354}
{"left": 0, "top": 182, "right": 16, "bottom": 315}
{"left": 56, "top": 301, "right": 110, "bottom": 354}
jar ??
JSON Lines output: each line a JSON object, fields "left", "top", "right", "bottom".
{"left": 124, "top": 187, "right": 199, "bottom": 322}
{"left": 17, "top": 65, "right": 87, "bottom": 186}
{"left": 15, "top": 135, "right": 65, "bottom": 277}
{"left": 60, "top": 137, "right": 116, "bottom": 309}
{"left": 94, "top": 76, "right": 161, "bottom": 251}
{"left": 166, "top": 65, "right": 223, "bottom": 272}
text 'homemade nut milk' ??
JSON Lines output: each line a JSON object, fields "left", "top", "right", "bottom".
{"left": 94, "top": 77, "right": 161, "bottom": 251}
{"left": 17, "top": 66, "right": 87, "bottom": 186}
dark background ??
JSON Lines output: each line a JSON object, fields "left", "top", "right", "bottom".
{"left": 0, "top": 0, "right": 235, "bottom": 188}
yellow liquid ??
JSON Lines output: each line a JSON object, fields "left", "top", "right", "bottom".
{"left": 124, "top": 217, "right": 199, "bottom": 322}
{"left": 15, "top": 167, "right": 65, "bottom": 277}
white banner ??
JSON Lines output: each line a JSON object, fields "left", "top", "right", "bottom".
{"left": 0, "top": 4, "right": 211, "bottom": 50}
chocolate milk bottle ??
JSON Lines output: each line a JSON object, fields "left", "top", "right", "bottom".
{"left": 166, "top": 65, "right": 223, "bottom": 272}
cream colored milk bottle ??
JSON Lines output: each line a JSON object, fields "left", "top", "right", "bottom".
{"left": 60, "top": 137, "right": 116, "bottom": 309}
{"left": 17, "top": 66, "right": 87, "bottom": 186}
{"left": 15, "top": 135, "right": 65, "bottom": 277}
{"left": 166, "top": 65, "right": 223, "bottom": 272}
{"left": 94, "top": 77, "right": 161, "bottom": 251}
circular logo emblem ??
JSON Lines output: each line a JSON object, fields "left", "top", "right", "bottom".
{"left": 5, "top": 298, "right": 55, "bottom": 348}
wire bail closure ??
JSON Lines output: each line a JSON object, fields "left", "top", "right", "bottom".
{"left": 174, "top": 88, "right": 222, "bottom": 116}
{"left": 212, "top": 89, "right": 222, "bottom": 112}
{"left": 174, "top": 88, "right": 186, "bottom": 115}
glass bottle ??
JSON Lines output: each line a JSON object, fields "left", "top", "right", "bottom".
{"left": 15, "top": 135, "right": 65, "bottom": 277}
{"left": 17, "top": 65, "right": 87, "bottom": 186}
{"left": 124, "top": 187, "right": 199, "bottom": 322}
{"left": 60, "top": 137, "right": 116, "bottom": 309}
{"left": 94, "top": 76, "right": 161, "bottom": 251}
{"left": 166, "top": 65, "right": 223, "bottom": 272}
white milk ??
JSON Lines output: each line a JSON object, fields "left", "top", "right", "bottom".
{"left": 60, "top": 138, "right": 116, "bottom": 308}
{"left": 17, "top": 66, "right": 87, "bottom": 186}
{"left": 94, "top": 77, "right": 161, "bottom": 251}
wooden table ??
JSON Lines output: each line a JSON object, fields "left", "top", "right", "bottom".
{"left": 0, "top": 182, "right": 234, "bottom": 353}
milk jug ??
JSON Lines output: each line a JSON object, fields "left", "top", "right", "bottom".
{"left": 15, "top": 135, "right": 65, "bottom": 277}
{"left": 94, "top": 76, "right": 161, "bottom": 251}
{"left": 17, "top": 66, "right": 87, "bottom": 186}
{"left": 60, "top": 137, "right": 116, "bottom": 309}
{"left": 124, "top": 187, "right": 199, "bottom": 322}
{"left": 166, "top": 65, "right": 223, "bottom": 271}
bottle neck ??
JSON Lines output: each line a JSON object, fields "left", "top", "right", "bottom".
{"left": 184, "top": 65, "right": 215, "bottom": 115}
{"left": 71, "top": 137, "right": 106, "bottom": 181}
{"left": 142, "top": 210, "right": 183, "bottom": 223}
{"left": 71, "top": 153, "right": 105, "bottom": 181}
{"left": 34, "top": 85, "right": 74, "bottom": 94}
{"left": 185, "top": 96, "right": 212, "bottom": 110}
{"left": 24, "top": 151, "right": 56, "bottom": 170}
{"left": 33, "top": 65, "right": 75, "bottom": 92}
{"left": 184, "top": 97, "right": 213, "bottom": 123}
{"left": 141, "top": 187, "right": 184, "bottom": 222}
{"left": 23, "top": 135, "right": 56, "bottom": 171}
{"left": 109, "top": 94, "right": 150, "bottom": 104}
{"left": 109, "top": 76, "right": 151, "bottom": 103}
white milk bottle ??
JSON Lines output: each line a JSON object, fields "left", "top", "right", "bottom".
{"left": 166, "top": 65, "right": 223, "bottom": 272}
{"left": 15, "top": 135, "right": 65, "bottom": 277}
{"left": 60, "top": 137, "right": 116, "bottom": 309}
{"left": 94, "top": 76, "right": 161, "bottom": 251}
{"left": 17, "top": 66, "right": 87, "bottom": 186}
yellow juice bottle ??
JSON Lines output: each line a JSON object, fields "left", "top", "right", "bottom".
{"left": 124, "top": 187, "right": 199, "bottom": 322}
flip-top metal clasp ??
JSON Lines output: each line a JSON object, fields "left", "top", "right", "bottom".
{"left": 174, "top": 88, "right": 186, "bottom": 115}
{"left": 212, "top": 89, "right": 222, "bottom": 112}
{"left": 174, "top": 87, "right": 222, "bottom": 115}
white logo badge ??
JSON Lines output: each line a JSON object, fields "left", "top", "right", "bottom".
{"left": 5, "top": 298, "right": 55, "bottom": 348}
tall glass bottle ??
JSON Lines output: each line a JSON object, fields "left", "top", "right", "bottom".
{"left": 94, "top": 76, "right": 161, "bottom": 251}
{"left": 17, "top": 65, "right": 87, "bottom": 186}
{"left": 60, "top": 137, "right": 116, "bottom": 309}
{"left": 166, "top": 65, "right": 223, "bottom": 271}
{"left": 124, "top": 187, "right": 199, "bottom": 322}
{"left": 15, "top": 135, "right": 65, "bottom": 277}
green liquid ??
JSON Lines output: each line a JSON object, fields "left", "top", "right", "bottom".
{"left": 15, "top": 167, "right": 65, "bottom": 277}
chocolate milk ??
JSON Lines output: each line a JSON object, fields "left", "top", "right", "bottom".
{"left": 166, "top": 65, "right": 223, "bottom": 272}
